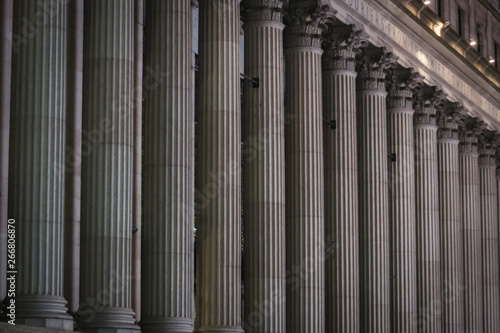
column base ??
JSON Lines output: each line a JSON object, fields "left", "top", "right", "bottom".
{"left": 76, "top": 307, "right": 140, "bottom": 332}
{"left": 196, "top": 326, "right": 244, "bottom": 333}
{"left": 15, "top": 295, "right": 74, "bottom": 330}
{"left": 140, "top": 317, "right": 193, "bottom": 332}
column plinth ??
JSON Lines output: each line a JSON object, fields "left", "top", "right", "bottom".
{"left": 141, "top": 1, "right": 194, "bottom": 332}
{"left": 195, "top": 1, "right": 243, "bottom": 332}
{"left": 386, "top": 68, "right": 422, "bottom": 333}
{"left": 322, "top": 24, "right": 365, "bottom": 333}
{"left": 9, "top": 1, "right": 72, "bottom": 329}
{"left": 283, "top": 3, "right": 333, "bottom": 332}
{"left": 459, "top": 119, "right": 484, "bottom": 333}
{"left": 77, "top": 1, "right": 139, "bottom": 331}
{"left": 437, "top": 105, "right": 465, "bottom": 333}
{"left": 242, "top": 1, "right": 286, "bottom": 332}
{"left": 356, "top": 47, "right": 397, "bottom": 333}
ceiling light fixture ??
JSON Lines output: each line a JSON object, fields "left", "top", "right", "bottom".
{"left": 489, "top": 56, "right": 495, "bottom": 63}
{"left": 469, "top": 38, "right": 477, "bottom": 46}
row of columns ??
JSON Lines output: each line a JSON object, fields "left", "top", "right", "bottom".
{"left": 2, "top": 0, "right": 500, "bottom": 332}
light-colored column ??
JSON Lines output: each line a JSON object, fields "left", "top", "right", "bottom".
{"left": 78, "top": 1, "right": 139, "bottom": 331}
{"left": 195, "top": 1, "right": 242, "bottom": 332}
{"left": 356, "top": 48, "right": 396, "bottom": 333}
{"left": 478, "top": 135, "right": 499, "bottom": 333}
{"left": 283, "top": 3, "right": 332, "bottom": 332}
{"left": 132, "top": 0, "right": 143, "bottom": 324}
{"left": 322, "top": 25, "right": 365, "bottom": 333}
{"left": 437, "top": 105, "right": 465, "bottom": 333}
{"left": 63, "top": 0, "right": 83, "bottom": 315}
{"left": 0, "top": 0, "right": 12, "bottom": 302}
{"left": 459, "top": 119, "right": 483, "bottom": 333}
{"left": 8, "top": 0, "right": 73, "bottom": 329}
{"left": 386, "top": 68, "right": 422, "bottom": 333}
{"left": 414, "top": 87, "right": 445, "bottom": 332}
{"left": 141, "top": 1, "right": 194, "bottom": 332}
{"left": 242, "top": 1, "right": 286, "bottom": 332}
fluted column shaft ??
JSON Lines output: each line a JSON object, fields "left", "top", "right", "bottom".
{"left": 78, "top": 1, "right": 139, "bottom": 331}
{"left": 8, "top": 0, "right": 72, "bottom": 329}
{"left": 356, "top": 50, "right": 394, "bottom": 333}
{"left": 322, "top": 27, "right": 362, "bottom": 332}
{"left": 414, "top": 89, "right": 443, "bottom": 333}
{"left": 0, "top": 0, "right": 12, "bottom": 302}
{"left": 242, "top": 2, "right": 286, "bottom": 332}
{"left": 437, "top": 113, "right": 464, "bottom": 333}
{"left": 284, "top": 5, "right": 330, "bottom": 332}
{"left": 460, "top": 135, "right": 482, "bottom": 332}
{"left": 63, "top": 0, "right": 83, "bottom": 315}
{"left": 131, "top": 0, "right": 143, "bottom": 324}
{"left": 195, "top": 1, "right": 242, "bottom": 332}
{"left": 386, "top": 71, "right": 419, "bottom": 333}
{"left": 479, "top": 147, "right": 499, "bottom": 333}
{"left": 141, "top": 1, "right": 194, "bottom": 332}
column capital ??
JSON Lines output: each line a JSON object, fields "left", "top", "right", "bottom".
{"left": 437, "top": 102, "right": 466, "bottom": 140}
{"left": 356, "top": 47, "right": 397, "bottom": 91}
{"left": 242, "top": 0, "right": 288, "bottom": 23}
{"left": 459, "top": 117, "right": 486, "bottom": 154}
{"left": 322, "top": 24, "right": 367, "bottom": 71}
{"left": 413, "top": 86, "right": 447, "bottom": 126}
{"left": 478, "top": 131, "right": 499, "bottom": 166}
{"left": 386, "top": 68, "right": 423, "bottom": 110}
{"left": 284, "top": 1, "right": 335, "bottom": 49}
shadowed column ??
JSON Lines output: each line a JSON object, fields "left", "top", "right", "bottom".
{"left": 9, "top": 0, "right": 73, "bottom": 329}
{"left": 478, "top": 133, "right": 499, "bottom": 333}
{"left": 437, "top": 104, "right": 465, "bottom": 333}
{"left": 386, "top": 68, "right": 422, "bottom": 333}
{"left": 195, "top": 1, "right": 243, "bottom": 332}
{"left": 0, "top": 0, "right": 12, "bottom": 303}
{"left": 283, "top": 1, "right": 333, "bottom": 332}
{"left": 78, "top": 1, "right": 139, "bottom": 331}
{"left": 242, "top": 0, "right": 287, "bottom": 332}
{"left": 141, "top": 0, "right": 194, "bottom": 331}
{"left": 459, "top": 118, "right": 484, "bottom": 333}
{"left": 356, "top": 47, "right": 397, "bottom": 333}
{"left": 322, "top": 24, "right": 366, "bottom": 333}
{"left": 414, "top": 86, "right": 446, "bottom": 333}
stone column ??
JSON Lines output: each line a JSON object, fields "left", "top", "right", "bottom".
{"left": 242, "top": 1, "right": 286, "bottom": 332}
{"left": 322, "top": 24, "right": 365, "bottom": 333}
{"left": 386, "top": 68, "right": 422, "bottom": 333}
{"left": 8, "top": 0, "right": 73, "bottom": 329}
{"left": 459, "top": 118, "right": 483, "bottom": 333}
{"left": 141, "top": 1, "right": 194, "bottom": 332}
{"left": 78, "top": 1, "right": 139, "bottom": 331}
{"left": 283, "top": 3, "right": 332, "bottom": 332}
{"left": 195, "top": 1, "right": 243, "bottom": 331}
{"left": 437, "top": 105, "right": 465, "bottom": 333}
{"left": 63, "top": 0, "right": 83, "bottom": 315}
{"left": 414, "top": 87, "right": 445, "bottom": 332}
{"left": 0, "top": 0, "right": 12, "bottom": 302}
{"left": 478, "top": 134, "right": 499, "bottom": 333}
{"left": 356, "top": 47, "right": 396, "bottom": 333}
{"left": 132, "top": 0, "right": 143, "bottom": 324}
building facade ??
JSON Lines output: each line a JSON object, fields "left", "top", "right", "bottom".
{"left": 1, "top": 0, "right": 500, "bottom": 332}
